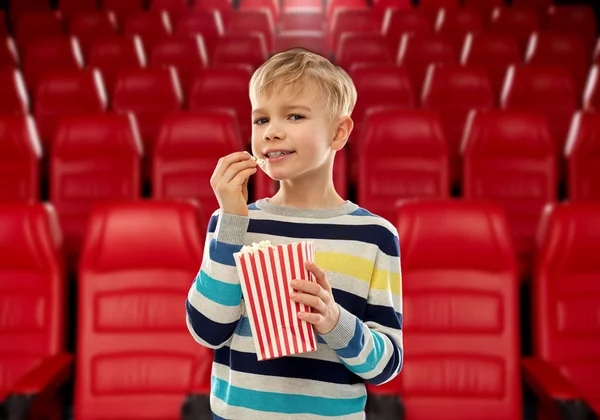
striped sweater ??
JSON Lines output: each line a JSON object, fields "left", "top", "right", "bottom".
{"left": 186, "top": 199, "right": 403, "bottom": 420}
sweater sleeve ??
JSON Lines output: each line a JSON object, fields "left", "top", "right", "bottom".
{"left": 319, "top": 228, "right": 403, "bottom": 386}
{"left": 186, "top": 211, "right": 249, "bottom": 350}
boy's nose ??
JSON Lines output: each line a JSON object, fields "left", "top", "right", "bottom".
{"left": 264, "top": 124, "right": 285, "bottom": 141}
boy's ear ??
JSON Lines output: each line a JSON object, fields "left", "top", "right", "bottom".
{"left": 331, "top": 116, "right": 354, "bottom": 151}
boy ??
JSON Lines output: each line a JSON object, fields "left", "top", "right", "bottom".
{"left": 186, "top": 48, "right": 403, "bottom": 419}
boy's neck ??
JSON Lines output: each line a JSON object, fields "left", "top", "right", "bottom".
{"left": 268, "top": 177, "right": 345, "bottom": 210}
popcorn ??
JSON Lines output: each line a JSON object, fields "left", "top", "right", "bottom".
{"left": 233, "top": 241, "right": 318, "bottom": 361}
{"left": 251, "top": 156, "right": 266, "bottom": 167}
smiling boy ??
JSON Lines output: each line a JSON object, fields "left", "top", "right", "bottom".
{"left": 186, "top": 48, "right": 403, "bottom": 419}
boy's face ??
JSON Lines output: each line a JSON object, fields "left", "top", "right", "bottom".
{"left": 250, "top": 79, "right": 340, "bottom": 182}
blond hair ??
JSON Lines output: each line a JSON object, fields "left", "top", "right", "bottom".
{"left": 249, "top": 48, "right": 357, "bottom": 120}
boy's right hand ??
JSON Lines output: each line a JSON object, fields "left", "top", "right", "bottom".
{"left": 211, "top": 152, "right": 258, "bottom": 217}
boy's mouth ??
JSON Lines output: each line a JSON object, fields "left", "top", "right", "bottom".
{"left": 266, "top": 150, "right": 295, "bottom": 159}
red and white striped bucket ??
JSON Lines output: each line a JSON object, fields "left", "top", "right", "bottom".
{"left": 234, "top": 241, "right": 318, "bottom": 361}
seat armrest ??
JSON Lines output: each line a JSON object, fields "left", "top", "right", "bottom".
{"left": 4, "top": 354, "right": 73, "bottom": 418}
{"left": 521, "top": 357, "right": 598, "bottom": 420}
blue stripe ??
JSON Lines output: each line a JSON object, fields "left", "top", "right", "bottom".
{"left": 248, "top": 203, "right": 259, "bottom": 210}
{"left": 186, "top": 299, "right": 239, "bottom": 347}
{"left": 208, "top": 238, "right": 240, "bottom": 267}
{"left": 365, "top": 338, "right": 403, "bottom": 386}
{"left": 236, "top": 315, "right": 328, "bottom": 344}
{"left": 212, "top": 414, "right": 227, "bottom": 420}
{"left": 195, "top": 270, "right": 242, "bottom": 307}
{"left": 342, "top": 330, "right": 386, "bottom": 375}
{"left": 208, "top": 219, "right": 399, "bottom": 257}
{"left": 366, "top": 303, "right": 403, "bottom": 331}
{"left": 335, "top": 318, "right": 365, "bottom": 359}
{"left": 214, "top": 347, "right": 364, "bottom": 385}
{"left": 349, "top": 208, "right": 375, "bottom": 217}
{"left": 211, "top": 376, "right": 366, "bottom": 416}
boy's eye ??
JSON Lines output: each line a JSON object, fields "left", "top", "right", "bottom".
{"left": 254, "top": 118, "right": 268, "bottom": 125}
{"left": 288, "top": 114, "right": 305, "bottom": 121}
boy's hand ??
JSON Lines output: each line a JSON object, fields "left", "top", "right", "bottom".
{"left": 210, "top": 152, "right": 258, "bottom": 217}
{"left": 290, "top": 261, "right": 340, "bottom": 335}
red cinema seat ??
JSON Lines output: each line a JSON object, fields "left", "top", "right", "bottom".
{"left": 153, "top": 110, "right": 244, "bottom": 224}
{"left": 391, "top": 199, "right": 521, "bottom": 419}
{"left": 74, "top": 201, "right": 212, "bottom": 419}
{"left": 189, "top": 66, "right": 253, "bottom": 143}
{"left": 149, "top": 35, "right": 209, "bottom": 93}
{"left": 111, "top": 67, "right": 183, "bottom": 154}
{"left": 0, "top": 68, "right": 29, "bottom": 116}
{"left": 14, "top": 11, "right": 64, "bottom": 52}
{"left": 435, "top": 8, "right": 485, "bottom": 54}
{"left": 371, "top": 0, "right": 411, "bottom": 28}
{"left": 212, "top": 33, "right": 268, "bottom": 69}
{"left": 49, "top": 113, "right": 142, "bottom": 270}
{"left": 462, "top": 0, "right": 505, "bottom": 16}
{"left": 512, "top": 0, "right": 552, "bottom": 16}
{"left": 0, "top": 203, "right": 72, "bottom": 419}
{"left": 501, "top": 64, "right": 577, "bottom": 156}
{"left": 462, "top": 110, "right": 557, "bottom": 280}
{"left": 523, "top": 202, "right": 600, "bottom": 417}
{"left": 101, "top": 0, "right": 144, "bottom": 24}
{"left": 239, "top": 0, "right": 280, "bottom": 22}
{"left": 150, "top": 0, "right": 190, "bottom": 24}
{"left": 489, "top": 7, "right": 541, "bottom": 55}
{"left": 335, "top": 33, "right": 392, "bottom": 71}
{"left": 57, "top": 0, "right": 98, "bottom": 20}
{"left": 329, "top": 9, "right": 378, "bottom": 51}
{"left": 0, "top": 116, "right": 41, "bottom": 203}
{"left": 0, "top": 11, "right": 6, "bottom": 37}
{"left": 397, "top": 34, "right": 457, "bottom": 98}
{"left": 21, "top": 36, "right": 84, "bottom": 94}
{"left": 382, "top": 9, "right": 433, "bottom": 54}
{"left": 86, "top": 35, "right": 146, "bottom": 96}
{"left": 545, "top": 5, "right": 597, "bottom": 55}
{"left": 34, "top": 69, "right": 108, "bottom": 149}
{"left": 358, "top": 109, "right": 449, "bottom": 223}
{"left": 0, "top": 37, "right": 19, "bottom": 69}
{"left": 227, "top": 10, "right": 275, "bottom": 53}
{"left": 421, "top": 64, "right": 495, "bottom": 187}
{"left": 194, "top": 0, "right": 233, "bottom": 27}
{"left": 325, "top": 0, "right": 368, "bottom": 24}
{"left": 461, "top": 32, "right": 521, "bottom": 99}
{"left": 67, "top": 11, "right": 119, "bottom": 55}
{"left": 283, "top": 0, "right": 322, "bottom": 11}
{"left": 584, "top": 65, "right": 600, "bottom": 111}
{"left": 174, "top": 11, "right": 225, "bottom": 57}
{"left": 565, "top": 111, "right": 600, "bottom": 202}
{"left": 275, "top": 31, "right": 329, "bottom": 57}
{"left": 123, "top": 10, "right": 173, "bottom": 56}
{"left": 279, "top": 9, "right": 324, "bottom": 32}
{"left": 418, "top": 0, "right": 459, "bottom": 22}
{"left": 525, "top": 32, "right": 590, "bottom": 96}
{"left": 348, "top": 65, "right": 415, "bottom": 182}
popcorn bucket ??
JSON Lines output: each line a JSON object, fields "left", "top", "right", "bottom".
{"left": 233, "top": 241, "right": 318, "bottom": 361}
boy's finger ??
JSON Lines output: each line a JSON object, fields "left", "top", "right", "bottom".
{"left": 221, "top": 159, "right": 258, "bottom": 183}
{"left": 298, "top": 311, "right": 323, "bottom": 325}
{"left": 305, "top": 261, "right": 330, "bottom": 291}
{"left": 214, "top": 151, "right": 252, "bottom": 178}
{"left": 291, "top": 280, "right": 330, "bottom": 304}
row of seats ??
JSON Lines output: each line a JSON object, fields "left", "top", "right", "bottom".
{"left": 2, "top": 107, "right": 600, "bottom": 281}
{"left": 1, "top": 198, "right": 598, "bottom": 418}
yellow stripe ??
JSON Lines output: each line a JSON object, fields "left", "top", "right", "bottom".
{"left": 315, "top": 252, "right": 401, "bottom": 295}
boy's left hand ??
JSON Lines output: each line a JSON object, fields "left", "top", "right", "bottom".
{"left": 290, "top": 261, "right": 340, "bottom": 335}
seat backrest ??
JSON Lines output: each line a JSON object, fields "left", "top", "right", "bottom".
{"left": 330, "top": 8, "right": 378, "bottom": 51}
{"left": 275, "top": 30, "right": 329, "bottom": 57}
{"left": 395, "top": 199, "right": 521, "bottom": 420}
{"left": 397, "top": 33, "right": 457, "bottom": 97}
{"left": 336, "top": 33, "right": 391, "bottom": 70}
{"left": 565, "top": 111, "right": 600, "bottom": 201}
{"left": 150, "top": 0, "right": 189, "bottom": 24}
{"left": 174, "top": 10, "right": 224, "bottom": 56}
{"left": 545, "top": 5, "right": 597, "bottom": 54}
{"left": 489, "top": 7, "right": 540, "bottom": 55}
{"left": 227, "top": 11, "right": 274, "bottom": 52}
{"left": 0, "top": 11, "right": 6, "bottom": 37}
{"left": 0, "top": 68, "right": 29, "bottom": 116}
{"left": 382, "top": 9, "right": 433, "bottom": 53}
{"left": 123, "top": 10, "right": 173, "bottom": 54}
{"left": 50, "top": 113, "right": 142, "bottom": 266}
{"left": 500, "top": 64, "right": 577, "bottom": 154}
{"left": 583, "top": 65, "right": 600, "bottom": 112}
{"left": 462, "top": 0, "right": 505, "bottom": 15}
{"left": 0, "top": 203, "right": 65, "bottom": 400}
{"left": 279, "top": 9, "right": 324, "bottom": 32}
{"left": 21, "top": 36, "right": 84, "bottom": 93}
{"left": 534, "top": 202, "right": 600, "bottom": 404}
{"left": 86, "top": 35, "right": 146, "bottom": 95}
{"left": 358, "top": 109, "right": 449, "bottom": 223}
{"left": 111, "top": 66, "right": 183, "bottom": 150}
{"left": 239, "top": 0, "right": 279, "bottom": 22}
{"left": 418, "top": 0, "right": 460, "bottom": 11}
{"left": 435, "top": 8, "right": 485, "bottom": 53}
{"left": 525, "top": 32, "right": 590, "bottom": 95}
{"left": 195, "top": 0, "right": 233, "bottom": 27}
{"left": 325, "top": 0, "right": 368, "bottom": 23}
{"left": 75, "top": 200, "right": 209, "bottom": 419}
{"left": 58, "top": 0, "right": 98, "bottom": 19}
{"left": 34, "top": 68, "right": 108, "bottom": 148}
{"left": 153, "top": 109, "right": 243, "bottom": 225}
{"left": 0, "top": 37, "right": 19, "bottom": 68}
{"left": 188, "top": 65, "right": 253, "bottom": 143}
{"left": 462, "top": 109, "right": 557, "bottom": 279}
{"left": 0, "top": 115, "right": 41, "bottom": 203}
{"left": 149, "top": 35, "right": 208, "bottom": 92}
{"left": 14, "top": 11, "right": 64, "bottom": 51}
{"left": 101, "top": 0, "right": 144, "bottom": 24}
{"left": 461, "top": 32, "right": 521, "bottom": 98}
{"left": 212, "top": 33, "right": 268, "bottom": 70}
{"left": 68, "top": 11, "right": 119, "bottom": 54}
